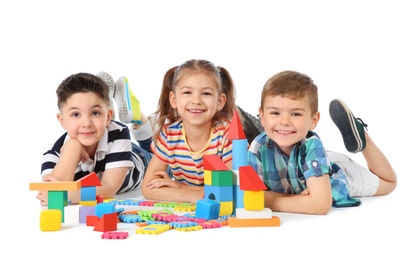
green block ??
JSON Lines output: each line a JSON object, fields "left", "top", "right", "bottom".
{"left": 48, "top": 190, "right": 68, "bottom": 222}
{"left": 211, "top": 170, "right": 233, "bottom": 186}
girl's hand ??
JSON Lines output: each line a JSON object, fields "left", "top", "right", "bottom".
{"left": 146, "top": 171, "right": 180, "bottom": 189}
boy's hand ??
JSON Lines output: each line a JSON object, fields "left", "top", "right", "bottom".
{"left": 60, "top": 138, "right": 89, "bottom": 163}
{"left": 37, "top": 174, "right": 63, "bottom": 206}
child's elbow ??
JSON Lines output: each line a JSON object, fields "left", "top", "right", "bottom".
{"left": 310, "top": 198, "right": 332, "bottom": 215}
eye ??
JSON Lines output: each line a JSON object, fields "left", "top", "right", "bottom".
{"left": 71, "top": 112, "right": 80, "bottom": 118}
{"left": 291, "top": 112, "right": 302, "bottom": 117}
{"left": 92, "top": 111, "right": 101, "bottom": 116}
{"left": 182, "top": 91, "right": 191, "bottom": 95}
{"left": 202, "top": 91, "right": 212, "bottom": 96}
{"left": 270, "top": 111, "right": 280, "bottom": 116}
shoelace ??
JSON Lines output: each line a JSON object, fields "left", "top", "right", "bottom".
{"left": 356, "top": 118, "right": 368, "bottom": 131}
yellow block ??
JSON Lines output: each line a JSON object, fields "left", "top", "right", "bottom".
{"left": 204, "top": 170, "right": 212, "bottom": 185}
{"left": 243, "top": 190, "right": 264, "bottom": 211}
{"left": 40, "top": 209, "right": 62, "bottom": 231}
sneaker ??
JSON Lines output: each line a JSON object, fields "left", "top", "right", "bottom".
{"left": 96, "top": 72, "right": 116, "bottom": 120}
{"left": 115, "top": 76, "right": 142, "bottom": 124}
{"left": 329, "top": 99, "right": 368, "bottom": 153}
{"left": 237, "top": 106, "right": 264, "bottom": 144}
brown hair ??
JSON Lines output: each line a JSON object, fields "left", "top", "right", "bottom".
{"left": 56, "top": 72, "right": 110, "bottom": 111}
{"left": 260, "top": 70, "right": 318, "bottom": 115}
{"left": 153, "top": 59, "right": 236, "bottom": 140}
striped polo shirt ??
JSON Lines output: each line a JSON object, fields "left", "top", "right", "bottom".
{"left": 41, "top": 120, "right": 144, "bottom": 193}
{"left": 152, "top": 119, "right": 232, "bottom": 186}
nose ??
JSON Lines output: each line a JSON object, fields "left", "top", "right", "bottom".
{"left": 279, "top": 113, "right": 290, "bottom": 125}
{"left": 191, "top": 93, "right": 202, "bottom": 104}
{"left": 81, "top": 115, "right": 92, "bottom": 127}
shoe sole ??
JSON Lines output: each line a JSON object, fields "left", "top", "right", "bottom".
{"left": 96, "top": 72, "right": 116, "bottom": 119}
{"left": 329, "top": 99, "right": 362, "bottom": 153}
{"left": 115, "top": 77, "right": 134, "bottom": 123}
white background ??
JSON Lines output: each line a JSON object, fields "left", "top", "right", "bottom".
{"left": 1, "top": 1, "right": 409, "bottom": 259}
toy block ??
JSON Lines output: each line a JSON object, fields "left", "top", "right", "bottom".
{"left": 102, "top": 231, "right": 128, "bottom": 239}
{"left": 86, "top": 215, "right": 99, "bottom": 226}
{"left": 195, "top": 199, "right": 220, "bottom": 220}
{"left": 227, "top": 216, "right": 280, "bottom": 227}
{"left": 232, "top": 169, "right": 240, "bottom": 185}
{"left": 81, "top": 186, "right": 96, "bottom": 201}
{"left": 95, "top": 202, "right": 115, "bottom": 218}
{"left": 232, "top": 139, "right": 248, "bottom": 170}
{"left": 29, "top": 181, "right": 81, "bottom": 191}
{"left": 40, "top": 209, "right": 62, "bottom": 231}
{"left": 79, "top": 206, "right": 95, "bottom": 223}
{"left": 233, "top": 185, "right": 244, "bottom": 209}
{"left": 48, "top": 190, "right": 68, "bottom": 222}
{"left": 211, "top": 170, "right": 233, "bottom": 186}
{"left": 204, "top": 170, "right": 212, "bottom": 185}
{"left": 96, "top": 195, "right": 104, "bottom": 203}
{"left": 79, "top": 200, "right": 97, "bottom": 206}
{"left": 93, "top": 212, "right": 117, "bottom": 232}
{"left": 136, "top": 224, "right": 171, "bottom": 235}
{"left": 227, "top": 110, "right": 246, "bottom": 140}
{"left": 64, "top": 204, "right": 81, "bottom": 223}
{"left": 219, "top": 201, "right": 233, "bottom": 216}
{"left": 203, "top": 154, "right": 229, "bottom": 171}
{"left": 77, "top": 171, "right": 102, "bottom": 187}
{"left": 243, "top": 190, "right": 264, "bottom": 211}
{"left": 235, "top": 208, "right": 272, "bottom": 219}
{"left": 239, "top": 165, "right": 267, "bottom": 191}
{"left": 204, "top": 185, "right": 233, "bottom": 202}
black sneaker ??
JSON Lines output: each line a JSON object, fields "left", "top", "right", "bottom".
{"left": 237, "top": 106, "right": 264, "bottom": 144}
{"left": 329, "top": 99, "right": 367, "bottom": 153}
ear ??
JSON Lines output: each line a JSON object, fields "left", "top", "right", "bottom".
{"left": 309, "top": 111, "right": 320, "bottom": 130}
{"left": 169, "top": 91, "right": 177, "bottom": 109}
{"left": 106, "top": 109, "right": 113, "bottom": 126}
{"left": 57, "top": 113, "right": 65, "bottom": 129}
{"left": 217, "top": 93, "right": 227, "bottom": 111}
{"left": 258, "top": 107, "right": 265, "bottom": 128}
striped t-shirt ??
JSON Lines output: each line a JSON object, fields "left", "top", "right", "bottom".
{"left": 152, "top": 119, "right": 232, "bottom": 186}
{"left": 41, "top": 120, "right": 144, "bottom": 193}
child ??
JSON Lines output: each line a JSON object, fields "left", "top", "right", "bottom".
{"left": 37, "top": 72, "right": 153, "bottom": 206}
{"left": 141, "top": 59, "right": 237, "bottom": 203}
{"left": 247, "top": 70, "right": 397, "bottom": 215}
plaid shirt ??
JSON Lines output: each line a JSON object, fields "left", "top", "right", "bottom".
{"left": 248, "top": 131, "right": 361, "bottom": 207}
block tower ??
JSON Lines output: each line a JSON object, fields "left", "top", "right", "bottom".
{"left": 226, "top": 110, "right": 280, "bottom": 227}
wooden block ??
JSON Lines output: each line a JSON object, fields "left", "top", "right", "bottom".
{"left": 227, "top": 216, "right": 280, "bottom": 227}
{"left": 30, "top": 181, "right": 81, "bottom": 191}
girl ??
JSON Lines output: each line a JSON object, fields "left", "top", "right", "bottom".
{"left": 141, "top": 59, "right": 237, "bottom": 203}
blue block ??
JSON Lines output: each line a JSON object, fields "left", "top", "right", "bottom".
{"left": 232, "top": 139, "right": 248, "bottom": 170}
{"left": 204, "top": 185, "right": 233, "bottom": 202}
{"left": 95, "top": 202, "right": 115, "bottom": 218}
{"left": 233, "top": 185, "right": 244, "bottom": 210}
{"left": 81, "top": 186, "right": 96, "bottom": 201}
{"left": 195, "top": 199, "right": 220, "bottom": 220}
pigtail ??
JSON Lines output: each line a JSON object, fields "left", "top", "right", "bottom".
{"left": 214, "top": 66, "right": 237, "bottom": 125}
{"left": 153, "top": 66, "right": 179, "bottom": 141}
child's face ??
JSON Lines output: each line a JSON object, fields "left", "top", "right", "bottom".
{"left": 259, "top": 95, "right": 320, "bottom": 155}
{"left": 169, "top": 73, "right": 226, "bottom": 128}
{"left": 57, "top": 92, "right": 112, "bottom": 149}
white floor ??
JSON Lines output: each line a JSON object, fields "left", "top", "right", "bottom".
{"left": 2, "top": 1, "right": 409, "bottom": 259}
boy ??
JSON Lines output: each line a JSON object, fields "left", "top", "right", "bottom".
{"left": 247, "top": 70, "right": 397, "bottom": 215}
{"left": 37, "top": 72, "right": 152, "bottom": 206}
